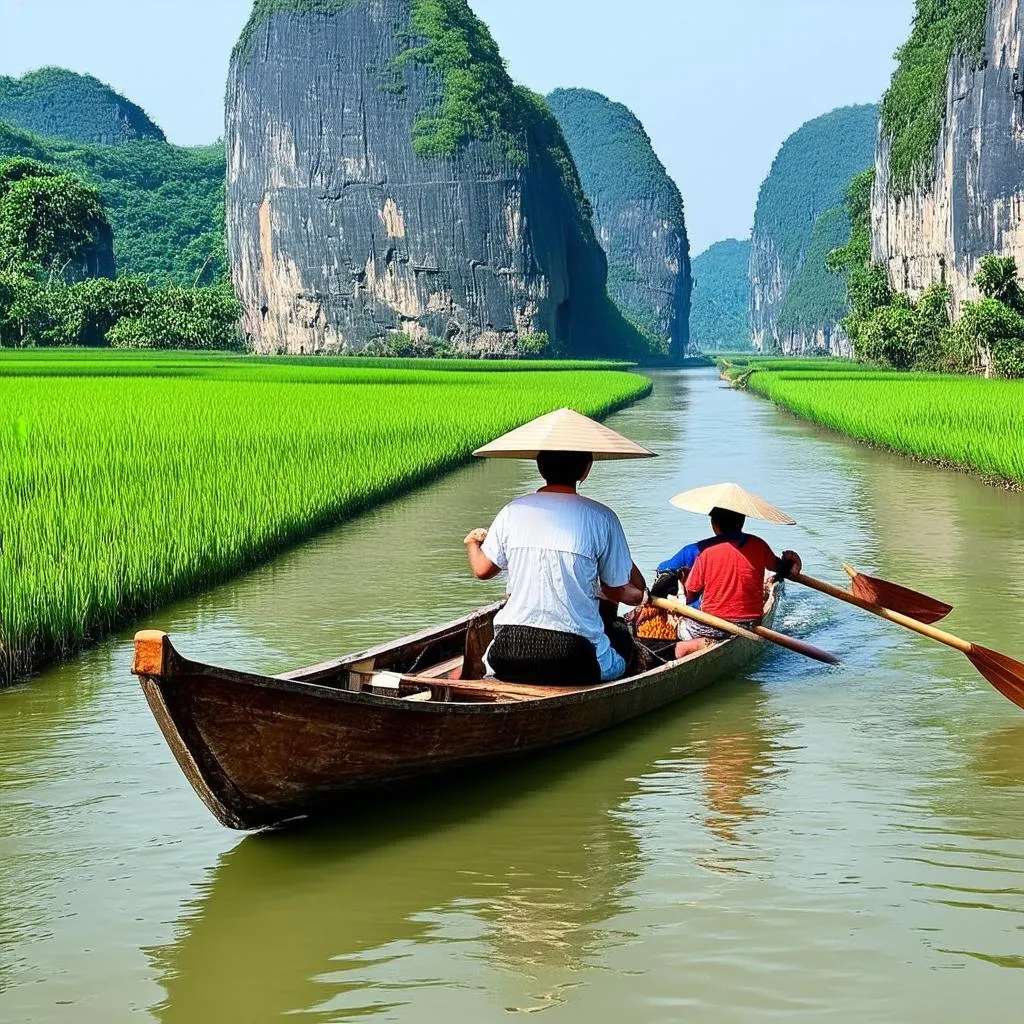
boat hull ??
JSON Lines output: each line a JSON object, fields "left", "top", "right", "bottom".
{"left": 136, "top": 588, "right": 779, "bottom": 829}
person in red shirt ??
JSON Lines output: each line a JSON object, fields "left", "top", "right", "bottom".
{"left": 674, "top": 507, "right": 802, "bottom": 658}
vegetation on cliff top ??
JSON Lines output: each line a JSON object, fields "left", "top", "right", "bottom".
{"left": 233, "top": 1, "right": 360, "bottom": 59}
{"left": 880, "top": 0, "right": 989, "bottom": 191}
{"left": 689, "top": 239, "right": 751, "bottom": 350}
{"left": 0, "top": 355, "right": 651, "bottom": 685}
{"left": 0, "top": 120, "right": 225, "bottom": 285}
{"left": 0, "top": 68, "right": 164, "bottom": 146}
{"left": 546, "top": 88, "right": 684, "bottom": 226}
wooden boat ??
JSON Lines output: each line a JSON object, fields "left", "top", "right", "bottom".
{"left": 133, "top": 584, "right": 780, "bottom": 830}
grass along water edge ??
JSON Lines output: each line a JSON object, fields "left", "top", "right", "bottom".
{"left": 0, "top": 356, "right": 652, "bottom": 687}
{"left": 723, "top": 359, "right": 1024, "bottom": 486}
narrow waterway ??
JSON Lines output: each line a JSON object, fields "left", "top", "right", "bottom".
{"left": 2, "top": 369, "right": 1024, "bottom": 1023}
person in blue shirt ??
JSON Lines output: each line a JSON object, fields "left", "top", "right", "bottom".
{"left": 649, "top": 508, "right": 749, "bottom": 606}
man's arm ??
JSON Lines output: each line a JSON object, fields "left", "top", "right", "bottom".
{"left": 464, "top": 529, "right": 501, "bottom": 581}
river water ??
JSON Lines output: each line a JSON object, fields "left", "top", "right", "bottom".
{"left": 2, "top": 368, "right": 1024, "bottom": 1022}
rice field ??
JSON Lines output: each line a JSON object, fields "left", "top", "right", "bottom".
{"left": 0, "top": 353, "right": 651, "bottom": 686}
{"left": 731, "top": 359, "right": 1024, "bottom": 485}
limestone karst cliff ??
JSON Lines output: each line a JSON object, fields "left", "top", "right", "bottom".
{"left": 749, "top": 105, "right": 877, "bottom": 353}
{"left": 227, "top": 0, "right": 641, "bottom": 357}
{"left": 547, "top": 88, "right": 691, "bottom": 360}
{"left": 0, "top": 68, "right": 165, "bottom": 146}
{"left": 872, "top": 0, "right": 1024, "bottom": 314}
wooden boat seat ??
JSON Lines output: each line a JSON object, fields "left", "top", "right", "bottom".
{"left": 432, "top": 677, "right": 591, "bottom": 703}
{"left": 413, "top": 655, "right": 465, "bottom": 680}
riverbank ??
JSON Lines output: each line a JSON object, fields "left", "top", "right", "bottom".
{"left": 722, "top": 358, "right": 1024, "bottom": 487}
{"left": 0, "top": 353, "right": 651, "bottom": 688}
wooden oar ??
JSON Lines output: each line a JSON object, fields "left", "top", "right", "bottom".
{"left": 791, "top": 570, "right": 1024, "bottom": 710}
{"left": 652, "top": 597, "right": 840, "bottom": 666}
{"left": 841, "top": 564, "right": 952, "bottom": 624}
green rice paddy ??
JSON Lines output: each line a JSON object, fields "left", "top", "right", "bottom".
{"left": 0, "top": 352, "right": 651, "bottom": 686}
{"left": 724, "top": 358, "right": 1024, "bottom": 486}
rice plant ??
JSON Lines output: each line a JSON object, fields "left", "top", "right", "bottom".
{"left": 745, "top": 365, "right": 1024, "bottom": 484}
{"left": 0, "top": 355, "right": 651, "bottom": 686}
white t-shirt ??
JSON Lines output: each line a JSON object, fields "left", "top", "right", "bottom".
{"left": 481, "top": 491, "right": 633, "bottom": 676}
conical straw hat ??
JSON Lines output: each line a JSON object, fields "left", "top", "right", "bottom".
{"left": 670, "top": 482, "right": 796, "bottom": 525}
{"left": 473, "top": 408, "right": 656, "bottom": 461}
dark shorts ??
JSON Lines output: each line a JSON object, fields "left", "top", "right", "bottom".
{"left": 487, "top": 625, "right": 601, "bottom": 685}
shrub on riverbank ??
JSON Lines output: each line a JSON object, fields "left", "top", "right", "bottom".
{"left": 724, "top": 359, "right": 1024, "bottom": 486}
{"left": 0, "top": 354, "right": 651, "bottom": 686}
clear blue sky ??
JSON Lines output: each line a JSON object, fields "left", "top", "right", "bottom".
{"left": 0, "top": 0, "right": 914, "bottom": 253}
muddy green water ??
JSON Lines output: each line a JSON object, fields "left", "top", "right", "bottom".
{"left": 2, "top": 369, "right": 1024, "bottom": 1022}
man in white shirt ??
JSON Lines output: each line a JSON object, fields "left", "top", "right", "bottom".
{"left": 465, "top": 449, "right": 647, "bottom": 683}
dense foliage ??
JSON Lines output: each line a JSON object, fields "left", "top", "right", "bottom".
{"left": 0, "top": 354, "right": 651, "bottom": 684}
{"left": 776, "top": 206, "right": 850, "bottom": 338}
{"left": 0, "top": 67, "right": 164, "bottom": 146}
{"left": 0, "top": 123, "right": 226, "bottom": 285}
{"left": 546, "top": 89, "right": 684, "bottom": 226}
{"left": 726, "top": 358, "right": 1024, "bottom": 486}
{"left": 689, "top": 239, "right": 752, "bottom": 350}
{"left": 0, "top": 158, "right": 111, "bottom": 280}
{"left": 233, "top": 0, "right": 359, "bottom": 59}
{"left": 880, "top": 0, "right": 989, "bottom": 191}
{"left": 0, "top": 157, "right": 240, "bottom": 351}
{"left": 752, "top": 105, "right": 878, "bottom": 286}
{"left": 829, "top": 165, "right": 1024, "bottom": 377}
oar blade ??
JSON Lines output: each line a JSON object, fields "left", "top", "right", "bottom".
{"left": 848, "top": 572, "right": 953, "bottom": 624}
{"left": 967, "top": 645, "right": 1024, "bottom": 711}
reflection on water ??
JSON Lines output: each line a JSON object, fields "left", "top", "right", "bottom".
{"left": 3, "top": 370, "right": 1024, "bottom": 1022}
{"left": 147, "top": 681, "right": 783, "bottom": 1022}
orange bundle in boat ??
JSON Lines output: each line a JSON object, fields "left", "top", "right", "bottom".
{"left": 634, "top": 605, "right": 678, "bottom": 641}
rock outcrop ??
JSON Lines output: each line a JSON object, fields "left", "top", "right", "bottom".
{"left": 227, "top": 0, "right": 635, "bottom": 357}
{"left": 872, "top": 0, "right": 1024, "bottom": 314}
{"left": 0, "top": 68, "right": 165, "bottom": 146}
{"left": 547, "top": 88, "right": 691, "bottom": 360}
{"left": 749, "top": 104, "right": 877, "bottom": 352}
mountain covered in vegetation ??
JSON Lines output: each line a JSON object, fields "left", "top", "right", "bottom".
{"left": 547, "top": 88, "right": 691, "bottom": 359}
{"left": 0, "top": 119, "right": 225, "bottom": 285}
{"left": 228, "top": 0, "right": 649, "bottom": 358}
{"left": 0, "top": 68, "right": 165, "bottom": 146}
{"left": 749, "top": 104, "right": 877, "bottom": 353}
{"left": 689, "top": 239, "right": 751, "bottom": 350}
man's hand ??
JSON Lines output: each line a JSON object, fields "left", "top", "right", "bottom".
{"left": 780, "top": 550, "right": 803, "bottom": 576}
{"left": 464, "top": 528, "right": 488, "bottom": 547}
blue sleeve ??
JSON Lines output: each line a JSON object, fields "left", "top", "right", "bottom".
{"left": 657, "top": 543, "right": 701, "bottom": 574}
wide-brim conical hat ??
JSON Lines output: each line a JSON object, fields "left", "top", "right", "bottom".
{"left": 670, "top": 482, "right": 796, "bottom": 525}
{"left": 473, "top": 408, "right": 656, "bottom": 461}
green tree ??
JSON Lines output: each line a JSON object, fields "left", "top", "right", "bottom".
{"left": 974, "top": 255, "right": 1023, "bottom": 310}
{"left": 108, "top": 285, "right": 243, "bottom": 351}
{"left": 0, "top": 157, "right": 112, "bottom": 280}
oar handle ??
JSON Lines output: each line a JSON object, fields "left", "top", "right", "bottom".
{"left": 652, "top": 597, "right": 840, "bottom": 665}
{"left": 790, "top": 572, "right": 972, "bottom": 654}
{"left": 652, "top": 597, "right": 762, "bottom": 642}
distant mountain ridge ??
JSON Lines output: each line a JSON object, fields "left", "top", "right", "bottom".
{"left": 750, "top": 104, "right": 877, "bottom": 354}
{"left": 0, "top": 68, "right": 165, "bottom": 146}
{"left": 690, "top": 239, "right": 751, "bottom": 351}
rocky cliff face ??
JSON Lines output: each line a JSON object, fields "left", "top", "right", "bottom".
{"left": 547, "top": 89, "right": 691, "bottom": 359}
{"left": 872, "top": 0, "right": 1024, "bottom": 313}
{"left": 0, "top": 69, "right": 165, "bottom": 145}
{"left": 749, "top": 105, "right": 877, "bottom": 352}
{"left": 226, "top": 0, "right": 623, "bottom": 357}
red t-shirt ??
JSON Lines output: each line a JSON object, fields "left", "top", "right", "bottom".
{"left": 685, "top": 535, "right": 779, "bottom": 622}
